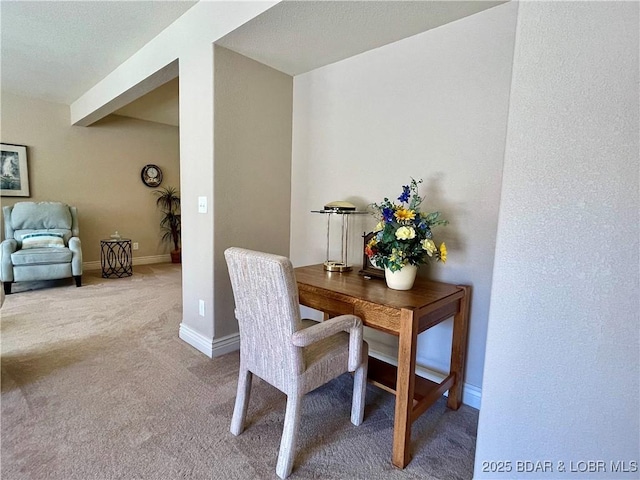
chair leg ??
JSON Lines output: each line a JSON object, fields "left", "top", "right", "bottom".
{"left": 230, "top": 366, "right": 252, "bottom": 436}
{"left": 3, "top": 282, "right": 11, "bottom": 295}
{"left": 351, "top": 344, "right": 369, "bottom": 426}
{"left": 74, "top": 275, "right": 82, "bottom": 287}
{"left": 275, "top": 392, "right": 303, "bottom": 479}
{"left": 351, "top": 362, "right": 368, "bottom": 426}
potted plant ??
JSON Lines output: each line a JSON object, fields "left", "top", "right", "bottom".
{"left": 153, "top": 186, "right": 181, "bottom": 263}
{"left": 366, "top": 178, "right": 448, "bottom": 290}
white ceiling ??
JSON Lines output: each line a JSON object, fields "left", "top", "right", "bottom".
{"left": 0, "top": 0, "right": 196, "bottom": 104}
{"left": 1, "top": 1, "right": 504, "bottom": 124}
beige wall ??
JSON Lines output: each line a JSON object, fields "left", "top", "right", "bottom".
{"left": 213, "top": 45, "right": 293, "bottom": 338}
{"left": 476, "top": 1, "right": 639, "bottom": 471}
{"left": 290, "top": 3, "right": 518, "bottom": 404}
{"left": 177, "top": 44, "right": 216, "bottom": 342}
{"left": 114, "top": 78, "right": 179, "bottom": 127}
{"left": 0, "top": 91, "right": 180, "bottom": 263}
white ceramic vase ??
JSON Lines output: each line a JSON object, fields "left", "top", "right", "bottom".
{"left": 384, "top": 264, "right": 418, "bottom": 291}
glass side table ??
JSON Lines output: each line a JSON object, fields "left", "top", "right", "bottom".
{"left": 100, "top": 238, "right": 133, "bottom": 278}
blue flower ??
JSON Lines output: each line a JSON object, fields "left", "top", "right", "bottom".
{"left": 382, "top": 207, "right": 395, "bottom": 222}
{"left": 398, "top": 185, "right": 410, "bottom": 203}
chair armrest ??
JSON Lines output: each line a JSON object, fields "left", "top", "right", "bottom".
{"left": 1, "top": 239, "right": 17, "bottom": 254}
{"left": 1, "top": 239, "right": 17, "bottom": 282}
{"left": 291, "top": 314, "right": 364, "bottom": 372}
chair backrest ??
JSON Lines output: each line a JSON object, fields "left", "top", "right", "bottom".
{"left": 3, "top": 202, "right": 79, "bottom": 247}
{"left": 224, "top": 247, "right": 304, "bottom": 382}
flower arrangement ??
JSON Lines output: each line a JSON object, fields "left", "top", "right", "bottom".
{"left": 366, "top": 178, "right": 448, "bottom": 272}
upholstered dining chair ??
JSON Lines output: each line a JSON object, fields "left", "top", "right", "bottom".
{"left": 224, "top": 247, "right": 369, "bottom": 479}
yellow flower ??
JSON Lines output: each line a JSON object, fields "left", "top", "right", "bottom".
{"left": 395, "top": 226, "right": 416, "bottom": 240}
{"left": 389, "top": 248, "right": 406, "bottom": 264}
{"left": 395, "top": 208, "right": 416, "bottom": 222}
{"left": 374, "top": 221, "right": 384, "bottom": 232}
{"left": 439, "top": 242, "right": 447, "bottom": 263}
{"left": 421, "top": 239, "right": 436, "bottom": 256}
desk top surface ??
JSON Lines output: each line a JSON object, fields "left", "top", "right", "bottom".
{"left": 294, "top": 264, "right": 462, "bottom": 311}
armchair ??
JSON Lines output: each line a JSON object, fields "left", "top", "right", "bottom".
{"left": 224, "top": 247, "right": 368, "bottom": 479}
{"left": 1, "top": 202, "right": 82, "bottom": 294}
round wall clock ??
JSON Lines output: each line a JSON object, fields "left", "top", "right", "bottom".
{"left": 141, "top": 164, "right": 163, "bottom": 187}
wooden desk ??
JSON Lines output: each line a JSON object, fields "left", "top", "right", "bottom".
{"left": 294, "top": 264, "right": 470, "bottom": 469}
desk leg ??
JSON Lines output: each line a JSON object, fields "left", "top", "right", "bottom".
{"left": 447, "top": 285, "right": 471, "bottom": 410}
{"left": 392, "top": 308, "right": 418, "bottom": 468}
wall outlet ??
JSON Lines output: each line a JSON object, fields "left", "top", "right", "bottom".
{"left": 132, "top": 242, "right": 139, "bottom": 250}
{"left": 198, "top": 196, "right": 207, "bottom": 213}
{"left": 198, "top": 300, "right": 205, "bottom": 317}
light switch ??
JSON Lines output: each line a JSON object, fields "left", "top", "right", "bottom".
{"left": 198, "top": 196, "right": 207, "bottom": 213}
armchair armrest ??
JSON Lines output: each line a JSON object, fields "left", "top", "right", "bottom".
{"left": 291, "top": 314, "right": 364, "bottom": 372}
{"left": 1, "top": 239, "right": 17, "bottom": 282}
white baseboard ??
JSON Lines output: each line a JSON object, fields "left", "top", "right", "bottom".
{"left": 368, "top": 347, "right": 482, "bottom": 410}
{"left": 134, "top": 254, "right": 172, "bottom": 266}
{"left": 177, "top": 324, "right": 480, "bottom": 408}
{"left": 212, "top": 332, "right": 241, "bottom": 357}
{"left": 179, "top": 323, "right": 213, "bottom": 357}
{"left": 178, "top": 324, "right": 240, "bottom": 359}
{"left": 83, "top": 261, "right": 101, "bottom": 271}
{"left": 83, "top": 254, "right": 171, "bottom": 271}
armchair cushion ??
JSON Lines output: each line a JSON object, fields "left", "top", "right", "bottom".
{"left": 14, "top": 229, "right": 72, "bottom": 246}
{"left": 21, "top": 232, "right": 65, "bottom": 249}
{"left": 10, "top": 202, "right": 72, "bottom": 230}
{"left": 11, "top": 248, "right": 73, "bottom": 266}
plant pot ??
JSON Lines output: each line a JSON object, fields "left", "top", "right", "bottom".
{"left": 170, "top": 249, "right": 182, "bottom": 264}
{"left": 384, "top": 265, "right": 418, "bottom": 291}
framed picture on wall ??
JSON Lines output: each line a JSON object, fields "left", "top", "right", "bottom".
{"left": 1, "top": 143, "right": 30, "bottom": 197}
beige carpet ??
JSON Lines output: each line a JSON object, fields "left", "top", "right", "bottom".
{"left": 1, "top": 264, "right": 478, "bottom": 479}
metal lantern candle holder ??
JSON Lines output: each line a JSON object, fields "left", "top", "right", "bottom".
{"left": 312, "top": 202, "right": 366, "bottom": 272}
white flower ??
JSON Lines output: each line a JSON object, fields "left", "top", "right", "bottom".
{"left": 395, "top": 226, "right": 416, "bottom": 240}
{"left": 374, "top": 221, "right": 384, "bottom": 232}
{"left": 421, "top": 239, "right": 436, "bottom": 256}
